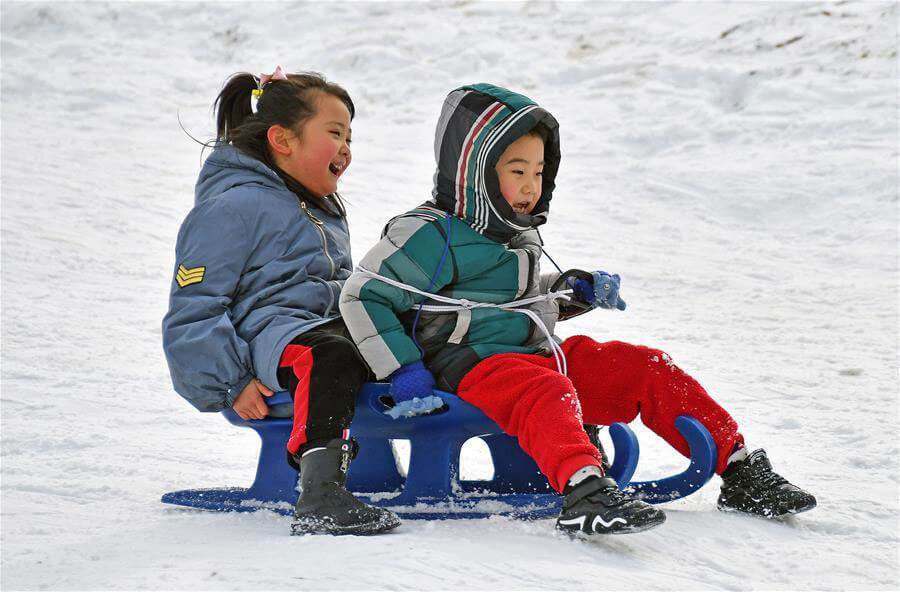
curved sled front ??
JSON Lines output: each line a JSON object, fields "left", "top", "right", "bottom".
{"left": 607, "top": 422, "right": 640, "bottom": 487}
{"left": 620, "top": 416, "right": 717, "bottom": 503}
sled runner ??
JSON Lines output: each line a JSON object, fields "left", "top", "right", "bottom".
{"left": 161, "top": 384, "right": 717, "bottom": 519}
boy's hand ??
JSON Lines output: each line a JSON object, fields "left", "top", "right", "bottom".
{"left": 573, "top": 271, "right": 627, "bottom": 311}
{"left": 386, "top": 360, "right": 444, "bottom": 418}
{"left": 233, "top": 378, "right": 274, "bottom": 420}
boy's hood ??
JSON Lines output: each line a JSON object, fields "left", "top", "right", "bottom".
{"left": 194, "top": 144, "right": 286, "bottom": 206}
{"left": 431, "top": 83, "right": 561, "bottom": 243}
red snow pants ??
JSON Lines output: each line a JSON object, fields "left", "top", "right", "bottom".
{"left": 456, "top": 335, "right": 744, "bottom": 493}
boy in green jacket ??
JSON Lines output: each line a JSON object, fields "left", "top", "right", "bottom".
{"left": 340, "top": 84, "right": 816, "bottom": 535}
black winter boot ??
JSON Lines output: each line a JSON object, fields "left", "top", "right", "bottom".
{"left": 717, "top": 449, "right": 817, "bottom": 518}
{"left": 556, "top": 476, "right": 666, "bottom": 535}
{"left": 291, "top": 439, "right": 401, "bottom": 535}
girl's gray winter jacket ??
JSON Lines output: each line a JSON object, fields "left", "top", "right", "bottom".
{"left": 162, "top": 145, "right": 353, "bottom": 412}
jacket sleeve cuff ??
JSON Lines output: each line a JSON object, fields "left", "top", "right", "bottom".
{"left": 539, "top": 271, "right": 561, "bottom": 294}
{"left": 226, "top": 371, "right": 255, "bottom": 408}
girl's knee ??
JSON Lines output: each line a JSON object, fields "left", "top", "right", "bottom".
{"left": 314, "top": 337, "right": 367, "bottom": 370}
{"left": 321, "top": 337, "right": 360, "bottom": 359}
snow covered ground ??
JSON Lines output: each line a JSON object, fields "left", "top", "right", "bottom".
{"left": 2, "top": 1, "right": 898, "bottom": 589}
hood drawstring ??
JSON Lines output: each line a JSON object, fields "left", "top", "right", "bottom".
{"left": 538, "top": 228, "right": 582, "bottom": 294}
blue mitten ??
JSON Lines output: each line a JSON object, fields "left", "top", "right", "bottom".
{"left": 386, "top": 360, "right": 444, "bottom": 419}
{"left": 573, "top": 271, "right": 627, "bottom": 311}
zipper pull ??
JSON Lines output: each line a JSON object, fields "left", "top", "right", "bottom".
{"left": 300, "top": 201, "right": 323, "bottom": 225}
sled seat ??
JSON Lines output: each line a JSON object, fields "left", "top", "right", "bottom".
{"left": 161, "top": 383, "right": 717, "bottom": 519}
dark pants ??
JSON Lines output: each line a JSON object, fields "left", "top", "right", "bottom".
{"left": 277, "top": 319, "right": 370, "bottom": 458}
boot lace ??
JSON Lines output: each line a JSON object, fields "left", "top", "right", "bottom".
{"left": 598, "top": 483, "right": 630, "bottom": 504}
{"left": 749, "top": 465, "right": 788, "bottom": 492}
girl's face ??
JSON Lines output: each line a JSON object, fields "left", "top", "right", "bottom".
{"left": 494, "top": 134, "right": 544, "bottom": 214}
{"left": 274, "top": 93, "right": 352, "bottom": 197}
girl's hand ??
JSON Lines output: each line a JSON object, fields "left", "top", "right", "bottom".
{"left": 233, "top": 378, "right": 275, "bottom": 420}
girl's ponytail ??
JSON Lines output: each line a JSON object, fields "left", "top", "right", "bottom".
{"left": 213, "top": 73, "right": 259, "bottom": 144}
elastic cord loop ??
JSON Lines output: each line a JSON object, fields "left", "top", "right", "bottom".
{"left": 356, "top": 235, "right": 571, "bottom": 375}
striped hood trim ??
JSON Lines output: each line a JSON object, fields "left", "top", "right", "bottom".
{"left": 431, "top": 83, "right": 561, "bottom": 243}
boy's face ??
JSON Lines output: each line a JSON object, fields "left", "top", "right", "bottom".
{"left": 494, "top": 134, "right": 544, "bottom": 215}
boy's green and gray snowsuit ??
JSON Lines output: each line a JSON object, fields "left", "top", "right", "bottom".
{"left": 341, "top": 84, "right": 747, "bottom": 493}
{"left": 340, "top": 84, "right": 574, "bottom": 391}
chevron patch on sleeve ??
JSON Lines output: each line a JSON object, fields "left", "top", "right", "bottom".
{"left": 176, "top": 264, "right": 206, "bottom": 288}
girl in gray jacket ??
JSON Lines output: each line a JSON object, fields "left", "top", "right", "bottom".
{"left": 162, "top": 68, "right": 399, "bottom": 536}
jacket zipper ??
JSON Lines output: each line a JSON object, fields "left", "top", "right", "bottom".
{"left": 300, "top": 201, "right": 336, "bottom": 279}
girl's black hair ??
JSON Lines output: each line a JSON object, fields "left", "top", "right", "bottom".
{"left": 213, "top": 71, "right": 355, "bottom": 217}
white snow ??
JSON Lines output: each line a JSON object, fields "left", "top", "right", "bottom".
{"left": 2, "top": 1, "right": 898, "bottom": 589}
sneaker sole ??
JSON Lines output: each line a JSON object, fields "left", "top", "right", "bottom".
{"left": 291, "top": 516, "right": 401, "bottom": 536}
{"left": 781, "top": 500, "right": 817, "bottom": 516}
{"left": 559, "top": 520, "right": 664, "bottom": 539}
{"left": 604, "top": 521, "right": 665, "bottom": 535}
{"left": 557, "top": 514, "right": 666, "bottom": 536}
{"left": 717, "top": 499, "right": 817, "bottom": 519}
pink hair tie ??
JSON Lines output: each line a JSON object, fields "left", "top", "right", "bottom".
{"left": 259, "top": 65, "right": 288, "bottom": 86}
{"left": 252, "top": 66, "right": 288, "bottom": 101}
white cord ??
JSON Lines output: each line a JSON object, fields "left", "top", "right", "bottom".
{"left": 355, "top": 267, "right": 570, "bottom": 375}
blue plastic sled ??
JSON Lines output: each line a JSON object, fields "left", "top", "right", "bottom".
{"left": 161, "top": 383, "right": 718, "bottom": 519}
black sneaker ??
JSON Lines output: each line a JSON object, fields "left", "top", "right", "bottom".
{"left": 557, "top": 476, "right": 666, "bottom": 535}
{"left": 717, "top": 449, "right": 817, "bottom": 518}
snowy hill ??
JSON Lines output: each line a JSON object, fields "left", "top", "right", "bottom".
{"left": 2, "top": 1, "right": 897, "bottom": 589}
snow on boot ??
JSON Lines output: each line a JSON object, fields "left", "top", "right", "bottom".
{"left": 556, "top": 476, "right": 666, "bottom": 535}
{"left": 717, "top": 448, "right": 817, "bottom": 518}
{"left": 291, "top": 439, "right": 401, "bottom": 536}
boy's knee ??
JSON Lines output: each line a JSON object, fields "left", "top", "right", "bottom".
{"left": 562, "top": 335, "right": 601, "bottom": 354}
{"left": 460, "top": 358, "right": 574, "bottom": 402}
{"left": 594, "top": 340, "right": 671, "bottom": 366}
{"left": 522, "top": 372, "right": 577, "bottom": 403}
{"left": 620, "top": 343, "right": 674, "bottom": 369}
